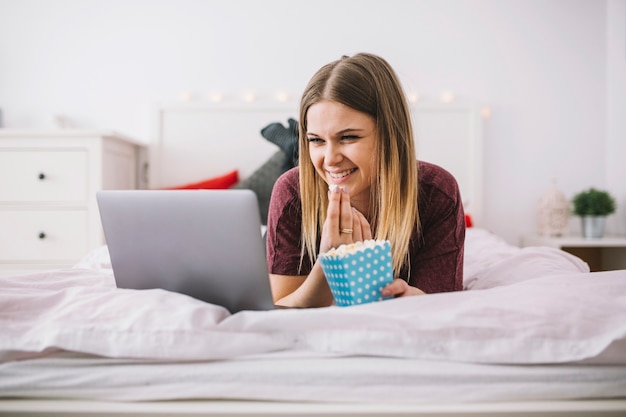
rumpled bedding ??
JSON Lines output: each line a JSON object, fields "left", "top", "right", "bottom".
{"left": 1, "top": 228, "right": 625, "bottom": 366}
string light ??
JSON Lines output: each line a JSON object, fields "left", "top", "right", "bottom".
{"left": 440, "top": 91, "right": 455, "bottom": 103}
{"left": 179, "top": 91, "right": 194, "bottom": 102}
{"left": 275, "top": 91, "right": 289, "bottom": 102}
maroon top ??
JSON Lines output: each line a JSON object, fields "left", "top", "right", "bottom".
{"left": 266, "top": 161, "right": 465, "bottom": 293}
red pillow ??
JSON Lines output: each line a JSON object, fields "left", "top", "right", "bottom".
{"left": 164, "top": 169, "right": 239, "bottom": 190}
{"left": 465, "top": 213, "right": 474, "bottom": 228}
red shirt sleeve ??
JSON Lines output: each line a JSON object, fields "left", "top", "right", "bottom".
{"left": 266, "top": 168, "right": 311, "bottom": 275}
{"left": 403, "top": 161, "right": 465, "bottom": 292}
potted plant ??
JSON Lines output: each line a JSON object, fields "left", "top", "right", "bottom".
{"left": 572, "top": 187, "right": 617, "bottom": 239}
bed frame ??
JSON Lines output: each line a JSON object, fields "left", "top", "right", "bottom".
{"left": 2, "top": 398, "right": 626, "bottom": 416}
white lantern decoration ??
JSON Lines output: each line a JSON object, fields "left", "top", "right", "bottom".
{"left": 538, "top": 180, "right": 570, "bottom": 237}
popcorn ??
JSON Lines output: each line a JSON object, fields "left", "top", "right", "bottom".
{"left": 319, "top": 240, "right": 394, "bottom": 306}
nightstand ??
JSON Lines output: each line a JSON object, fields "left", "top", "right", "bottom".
{"left": 522, "top": 235, "right": 626, "bottom": 271}
{"left": 0, "top": 130, "right": 147, "bottom": 277}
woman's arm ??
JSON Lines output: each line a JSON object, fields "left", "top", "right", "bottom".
{"left": 269, "top": 262, "right": 334, "bottom": 308}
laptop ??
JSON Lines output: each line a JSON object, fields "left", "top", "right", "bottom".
{"left": 96, "top": 189, "right": 276, "bottom": 313}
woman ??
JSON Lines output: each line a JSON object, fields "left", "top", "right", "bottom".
{"left": 266, "top": 53, "right": 465, "bottom": 308}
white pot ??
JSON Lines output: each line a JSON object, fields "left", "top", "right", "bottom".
{"left": 581, "top": 216, "right": 606, "bottom": 239}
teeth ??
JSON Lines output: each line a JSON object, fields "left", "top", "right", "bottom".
{"left": 329, "top": 169, "right": 353, "bottom": 178}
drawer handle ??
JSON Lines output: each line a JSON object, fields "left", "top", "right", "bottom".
{"left": 38, "top": 173, "right": 46, "bottom": 180}
{"left": 38, "top": 232, "right": 46, "bottom": 240}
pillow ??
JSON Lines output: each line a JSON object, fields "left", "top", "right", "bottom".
{"left": 232, "top": 118, "right": 299, "bottom": 225}
{"left": 261, "top": 118, "right": 299, "bottom": 170}
{"left": 164, "top": 169, "right": 239, "bottom": 190}
{"left": 232, "top": 151, "right": 289, "bottom": 225}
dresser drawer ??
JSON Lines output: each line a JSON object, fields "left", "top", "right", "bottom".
{"left": 0, "top": 210, "right": 89, "bottom": 262}
{"left": 0, "top": 150, "right": 88, "bottom": 202}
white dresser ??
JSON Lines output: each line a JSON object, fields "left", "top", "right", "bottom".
{"left": 0, "top": 130, "right": 147, "bottom": 277}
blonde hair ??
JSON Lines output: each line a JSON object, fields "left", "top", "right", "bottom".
{"left": 298, "top": 53, "right": 419, "bottom": 274}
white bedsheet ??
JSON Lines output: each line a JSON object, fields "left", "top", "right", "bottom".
{"left": 1, "top": 229, "right": 625, "bottom": 366}
{"left": 1, "top": 228, "right": 626, "bottom": 404}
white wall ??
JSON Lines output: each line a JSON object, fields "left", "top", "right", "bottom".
{"left": 606, "top": 0, "right": 626, "bottom": 237}
{"left": 0, "top": 0, "right": 624, "bottom": 244}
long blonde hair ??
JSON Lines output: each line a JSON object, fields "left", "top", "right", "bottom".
{"left": 298, "top": 53, "right": 419, "bottom": 274}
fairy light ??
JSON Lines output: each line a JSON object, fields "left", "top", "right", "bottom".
{"left": 275, "top": 91, "right": 289, "bottom": 102}
{"left": 179, "top": 91, "right": 194, "bottom": 102}
{"left": 440, "top": 91, "right": 455, "bottom": 103}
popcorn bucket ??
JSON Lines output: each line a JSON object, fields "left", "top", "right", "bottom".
{"left": 319, "top": 240, "right": 394, "bottom": 306}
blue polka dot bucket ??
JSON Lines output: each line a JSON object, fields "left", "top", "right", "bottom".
{"left": 319, "top": 240, "right": 394, "bottom": 307}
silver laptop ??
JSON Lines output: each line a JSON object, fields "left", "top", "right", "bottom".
{"left": 96, "top": 189, "right": 275, "bottom": 313}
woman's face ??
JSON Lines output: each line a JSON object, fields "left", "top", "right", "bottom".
{"left": 306, "top": 100, "right": 377, "bottom": 211}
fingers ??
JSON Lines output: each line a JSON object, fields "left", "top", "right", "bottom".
{"left": 320, "top": 186, "right": 341, "bottom": 253}
{"left": 339, "top": 187, "right": 352, "bottom": 237}
{"left": 322, "top": 185, "right": 351, "bottom": 253}
{"left": 328, "top": 185, "right": 352, "bottom": 239}
{"left": 352, "top": 208, "right": 363, "bottom": 242}
{"left": 382, "top": 279, "right": 426, "bottom": 298}
{"left": 381, "top": 279, "right": 407, "bottom": 298}
{"left": 323, "top": 186, "right": 373, "bottom": 252}
{"left": 352, "top": 208, "right": 372, "bottom": 241}
{"left": 326, "top": 185, "right": 341, "bottom": 235}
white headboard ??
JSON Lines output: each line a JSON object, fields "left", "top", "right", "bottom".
{"left": 151, "top": 101, "right": 484, "bottom": 224}
{"left": 412, "top": 102, "right": 484, "bottom": 224}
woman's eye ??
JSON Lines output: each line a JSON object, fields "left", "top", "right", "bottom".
{"left": 307, "top": 137, "right": 323, "bottom": 143}
{"left": 341, "top": 135, "right": 359, "bottom": 140}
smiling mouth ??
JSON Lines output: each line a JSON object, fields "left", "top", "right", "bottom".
{"left": 328, "top": 168, "right": 357, "bottom": 180}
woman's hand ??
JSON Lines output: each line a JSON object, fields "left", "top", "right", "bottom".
{"left": 351, "top": 204, "right": 371, "bottom": 242}
{"left": 382, "top": 279, "right": 426, "bottom": 298}
{"left": 320, "top": 186, "right": 372, "bottom": 254}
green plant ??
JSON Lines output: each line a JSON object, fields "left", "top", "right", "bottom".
{"left": 572, "top": 188, "right": 617, "bottom": 216}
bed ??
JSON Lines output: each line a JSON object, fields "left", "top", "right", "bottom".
{"left": 1, "top": 101, "right": 625, "bottom": 416}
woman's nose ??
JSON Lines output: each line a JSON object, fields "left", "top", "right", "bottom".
{"left": 324, "top": 143, "right": 342, "bottom": 164}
